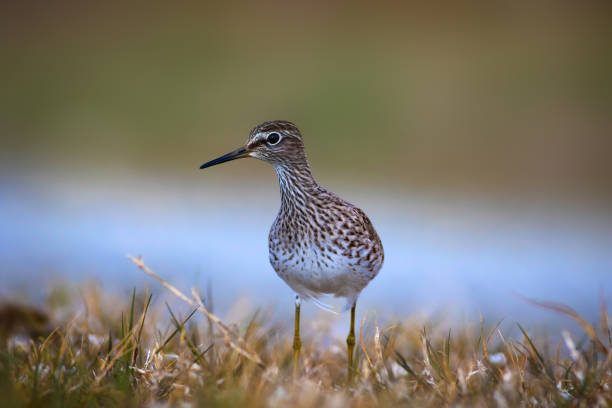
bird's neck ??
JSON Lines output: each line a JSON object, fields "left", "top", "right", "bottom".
{"left": 274, "top": 162, "right": 318, "bottom": 214}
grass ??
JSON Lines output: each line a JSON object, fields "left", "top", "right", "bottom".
{"left": 0, "top": 258, "right": 610, "bottom": 407}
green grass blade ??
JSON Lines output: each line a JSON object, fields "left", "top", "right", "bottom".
{"left": 517, "top": 323, "right": 555, "bottom": 382}
{"left": 156, "top": 307, "right": 199, "bottom": 354}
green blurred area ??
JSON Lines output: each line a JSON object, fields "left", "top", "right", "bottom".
{"left": 1, "top": 2, "right": 611, "bottom": 195}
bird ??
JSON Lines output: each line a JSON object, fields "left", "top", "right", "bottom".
{"left": 200, "top": 120, "right": 384, "bottom": 380}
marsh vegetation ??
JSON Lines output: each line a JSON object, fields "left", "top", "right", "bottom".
{"left": 0, "top": 258, "right": 609, "bottom": 407}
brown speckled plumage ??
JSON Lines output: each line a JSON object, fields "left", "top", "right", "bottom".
{"left": 201, "top": 120, "right": 384, "bottom": 312}
{"left": 251, "top": 121, "right": 383, "bottom": 311}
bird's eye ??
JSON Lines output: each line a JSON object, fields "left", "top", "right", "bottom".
{"left": 267, "top": 132, "right": 281, "bottom": 145}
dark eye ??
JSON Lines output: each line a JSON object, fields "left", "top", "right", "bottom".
{"left": 267, "top": 132, "right": 281, "bottom": 145}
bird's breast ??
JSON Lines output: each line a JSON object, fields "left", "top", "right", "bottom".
{"left": 267, "top": 218, "right": 380, "bottom": 297}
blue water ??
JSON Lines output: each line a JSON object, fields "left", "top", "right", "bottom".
{"left": 1, "top": 175, "right": 610, "bottom": 332}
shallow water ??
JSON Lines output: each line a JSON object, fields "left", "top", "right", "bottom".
{"left": 1, "top": 175, "right": 610, "bottom": 332}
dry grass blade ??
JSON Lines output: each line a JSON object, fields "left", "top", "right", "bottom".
{"left": 127, "top": 254, "right": 263, "bottom": 366}
{"left": 444, "top": 329, "right": 451, "bottom": 374}
{"left": 479, "top": 312, "right": 488, "bottom": 361}
{"left": 359, "top": 312, "right": 375, "bottom": 372}
{"left": 395, "top": 350, "right": 433, "bottom": 389}
{"left": 190, "top": 287, "right": 263, "bottom": 366}
{"left": 519, "top": 295, "right": 608, "bottom": 353}
{"left": 374, "top": 322, "right": 384, "bottom": 370}
{"left": 2, "top": 282, "right": 610, "bottom": 407}
{"left": 486, "top": 319, "right": 504, "bottom": 346}
{"left": 599, "top": 291, "right": 611, "bottom": 347}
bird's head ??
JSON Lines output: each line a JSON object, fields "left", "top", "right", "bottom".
{"left": 200, "top": 120, "right": 306, "bottom": 170}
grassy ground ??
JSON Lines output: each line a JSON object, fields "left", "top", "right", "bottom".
{"left": 0, "top": 258, "right": 610, "bottom": 407}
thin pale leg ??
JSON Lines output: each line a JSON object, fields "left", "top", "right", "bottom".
{"left": 347, "top": 302, "right": 356, "bottom": 382}
{"left": 293, "top": 295, "right": 302, "bottom": 377}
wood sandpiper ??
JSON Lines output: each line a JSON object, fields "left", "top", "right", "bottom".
{"left": 200, "top": 120, "right": 384, "bottom": 380}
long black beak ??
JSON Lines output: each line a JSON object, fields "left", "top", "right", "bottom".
{"left": 200, "top": 146, "right": 250, "bottom": 169}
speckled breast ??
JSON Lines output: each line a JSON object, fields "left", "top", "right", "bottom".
{"left": 267, "top": 218, "right": 383, "bottom": 299}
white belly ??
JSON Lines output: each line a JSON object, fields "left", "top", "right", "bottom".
{"left": 268, "top": 239, "right": 375, "bottom": 303}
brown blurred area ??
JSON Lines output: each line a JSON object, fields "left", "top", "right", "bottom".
{"left": 0, "top": 302, "right": 50, "bottom": 342}
{"left": 1, "top": 1, "right": 611, "bottom": 198}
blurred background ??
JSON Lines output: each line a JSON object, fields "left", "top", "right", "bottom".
{"left": 1, "top": 2, "right": 610, "bottom": 328}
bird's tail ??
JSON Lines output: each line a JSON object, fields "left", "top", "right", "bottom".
{"left": 299, "top": 290, "right": 357, "bottom": 314}
{"left": 310, "top": 296, "right": 339, "bottom": 314}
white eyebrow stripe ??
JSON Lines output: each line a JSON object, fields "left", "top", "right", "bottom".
{"left": 248, "top": 133, "right": 266, "bottom": 145}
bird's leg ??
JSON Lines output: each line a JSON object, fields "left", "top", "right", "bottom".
{"left": 292, "top": 295, "right": 302, "bottom": 377}
{"left": 347, "top": 302, "right": 356, "bottom": 383}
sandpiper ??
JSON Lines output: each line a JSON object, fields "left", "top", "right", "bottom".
{"left": 200, "top": 120, "right": 384, "bottom": 379}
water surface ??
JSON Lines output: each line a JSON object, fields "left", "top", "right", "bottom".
{"left": 1, "top": 175, "right": 610, "bottom": 332}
